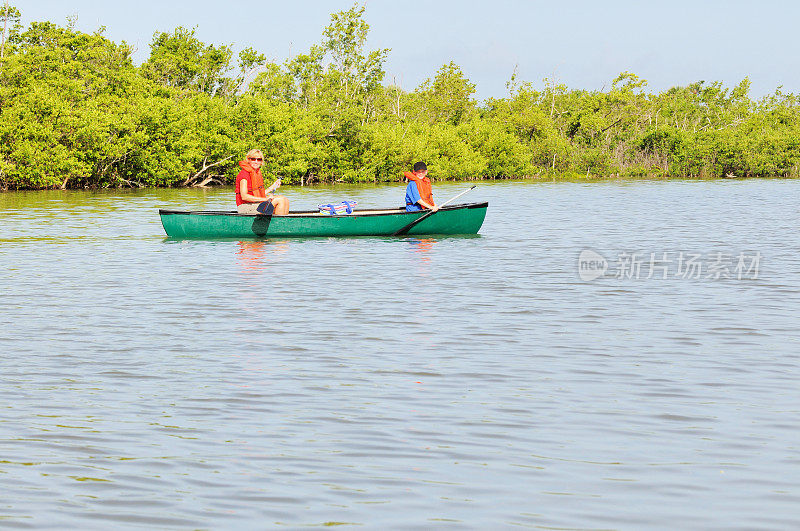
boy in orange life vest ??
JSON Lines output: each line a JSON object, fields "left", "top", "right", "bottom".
{"left": 404, "top": 161, "right": 438, "bottom": 212}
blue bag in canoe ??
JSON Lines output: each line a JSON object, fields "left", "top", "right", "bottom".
{"left": 318, "top": 200, "right": 358, "bottom": 215}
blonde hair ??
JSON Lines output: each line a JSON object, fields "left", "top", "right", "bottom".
{"left": 246, "top": 148, "right": 263, "bottom": 159}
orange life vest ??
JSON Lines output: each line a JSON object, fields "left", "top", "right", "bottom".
{"left": 236, "top": 160, "right": 266, "bottom": 206}
{"left": 404, "top": 171, "right": 435, "bottom": 208}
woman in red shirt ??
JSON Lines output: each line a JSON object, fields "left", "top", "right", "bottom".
{"left": 235, "top": 149, "right": 290, "bottom": 215}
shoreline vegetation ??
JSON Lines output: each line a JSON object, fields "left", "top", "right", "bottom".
{"left": 1, "top": 5, "right": 799, "bottom": 191}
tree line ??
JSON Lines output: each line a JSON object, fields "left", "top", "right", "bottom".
{"left": 1, "top": 4, "right": 799, "bottom": 190}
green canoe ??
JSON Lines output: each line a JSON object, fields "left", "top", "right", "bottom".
{"left": 159, "top": 202, "right": 488, "bottom": 238}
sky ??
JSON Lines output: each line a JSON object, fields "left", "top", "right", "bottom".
{"left": 14, "top": 0, "right": 800, "bottom": 101}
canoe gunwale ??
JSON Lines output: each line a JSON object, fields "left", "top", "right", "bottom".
{"left": 158, "top": 201, "right": 488, "bottom": 218}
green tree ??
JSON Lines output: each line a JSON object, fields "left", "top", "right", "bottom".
{"left": 413, "top": 62, "right": 477, "bottom": 126}
{"left": 142, "top": 26, "right": 233, "bottom": 96}
{"left": 322, "top": 4, "right": 389, "bottom": 110}
{"left": 4, "top": 6, "right": 800, "bottom": 190}
{"left": 0, "top": 3, "right": 22, "bottom": 59}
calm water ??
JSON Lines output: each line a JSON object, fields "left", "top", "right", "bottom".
{"left": 1, "top": 180, "right": 799, "bottom": 529}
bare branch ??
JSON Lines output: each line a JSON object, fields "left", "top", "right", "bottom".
{"left": 183, "top": 154, "right": 234, "bottom": 186}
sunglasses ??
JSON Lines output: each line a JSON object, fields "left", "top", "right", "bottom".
{"left": 248, "top": 157, "right": 263, "bottom": 162}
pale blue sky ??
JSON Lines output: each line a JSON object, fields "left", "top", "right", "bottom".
{"left": 16, "top": 0, "right": 800, "bottom": 100}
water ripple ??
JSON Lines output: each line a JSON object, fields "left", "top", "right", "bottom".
{"left": 2, "top": 181, "right": 800, "bottom": 528}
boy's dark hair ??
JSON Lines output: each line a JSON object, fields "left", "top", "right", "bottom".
{"left": 413, "top": 161, "right": 427, "bottom": 172}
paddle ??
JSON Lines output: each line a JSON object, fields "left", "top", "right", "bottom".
{"left": 250, "top": 200, "right": 275, "bottom": 236}
{"left": 393, "top": 185, "right": 476, "bottom": 236}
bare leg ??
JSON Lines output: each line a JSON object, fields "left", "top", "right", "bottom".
{"left": 271, "top": 195, "right": 290, "bottom": 215}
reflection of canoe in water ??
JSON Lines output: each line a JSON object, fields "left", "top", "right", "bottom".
{"left": 159, "top": 202, "right": 488, "bottom": 238}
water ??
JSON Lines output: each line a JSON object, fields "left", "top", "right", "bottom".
{"left": 2, "top": 180, "right": 799, "bottom": 529}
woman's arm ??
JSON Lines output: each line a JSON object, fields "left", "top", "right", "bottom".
{"left": 239, "top": 179, "right": 274, "bottom": 203}
{"left": 266, "top": 179, "right": 281, "bottom": 194}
